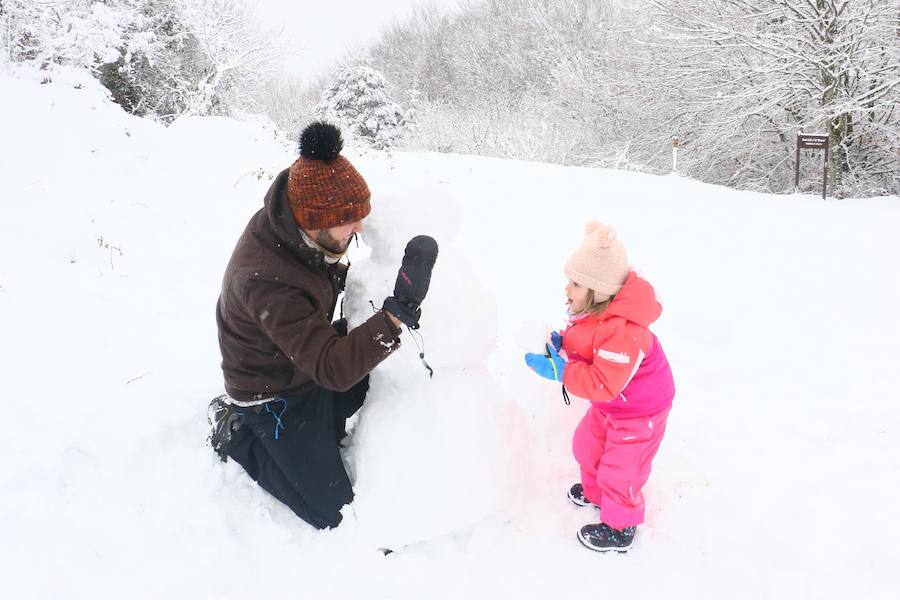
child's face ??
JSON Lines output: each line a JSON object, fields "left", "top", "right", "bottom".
{"left": 565, "top": 279, "right": 590, "bottom": 313}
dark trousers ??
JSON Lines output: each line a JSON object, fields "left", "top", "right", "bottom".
{"left": 224, "top": 375, "right": 369, "bottom": 529}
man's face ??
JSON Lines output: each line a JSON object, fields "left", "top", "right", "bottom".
{"left": 312, "top": 219, "right": 365, "bottom": 254}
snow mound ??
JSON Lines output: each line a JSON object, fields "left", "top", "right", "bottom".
{"left": 2, "top": 67, "right": 899, "bottom": 599}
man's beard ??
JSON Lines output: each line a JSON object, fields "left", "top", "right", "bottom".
{"left": 314, "top": 229, "right": 351, "bottom": 255}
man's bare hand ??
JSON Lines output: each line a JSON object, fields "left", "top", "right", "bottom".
{"left": 386, "top": 311, "right": 402, "bottom": 329}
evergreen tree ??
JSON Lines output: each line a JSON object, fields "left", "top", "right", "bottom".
{"left": 315, "top": 65, "right": 410, "bottom": 150}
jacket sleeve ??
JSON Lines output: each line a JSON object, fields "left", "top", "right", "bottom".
{"left": 244, "top": 279, "right": 401, "bottom": 392}
{"left": 562, "top": 321, "right": 643, "bottom": 403}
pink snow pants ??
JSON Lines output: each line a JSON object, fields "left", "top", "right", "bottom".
{"left": 572, "top": 405, "right": 670, "bottom": 529}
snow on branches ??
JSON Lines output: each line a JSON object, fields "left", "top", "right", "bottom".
{"left": 315, "top": 65, "right": 410, "bottom": 151}
{"left": 642, "top": 0, "right": 900, "bottom": 196}
{"left": 1, "top": 0, "right": 282, "bottom": 122}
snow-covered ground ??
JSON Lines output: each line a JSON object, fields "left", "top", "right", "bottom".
{"left": 2, "top": 66, "right": 899, "bottom": 599}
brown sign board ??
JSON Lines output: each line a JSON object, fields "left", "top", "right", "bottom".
{"left": 798, "top": 134, "right": 828, "bottom": 149}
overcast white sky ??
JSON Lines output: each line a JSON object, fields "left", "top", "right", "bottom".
{"left": 253, "top": 0, "right": 459, "bottom": 82}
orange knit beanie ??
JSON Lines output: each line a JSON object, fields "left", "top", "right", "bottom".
{"left": 287, "top": 122, "right": 371, "bottom": 230}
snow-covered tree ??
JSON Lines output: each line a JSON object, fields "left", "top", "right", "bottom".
{"left": 628, "top": 0, "right": 900, "bottom": 195}
{"left": 354, "top": 0, "right": 899, "bottom": 196}
{"left": 1, "top": 0, "right": 138, "bottom": 70}
{"left": 362, "top": 0, "right": 644, "bottom": 164}
{"left": 1, "top": 0, "right": 199, "bottom": 118}
{"left": 177, "top": 0, "right": 283, "bottom": 117}
{"left": 315, "top": 65, "right": 410, "bottom": 150}
{"left": 256, "top": 71, "right": 320, "bottom": 140}
{"left": 1, "top": 0, "right": 281, "bottom": 122}
{"left": 95, "top": 0, "right": 202, "bottom": 119}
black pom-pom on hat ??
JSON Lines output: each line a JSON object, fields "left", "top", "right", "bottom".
{"left": 299, "top": 121, "right": 343, "bottom": 162}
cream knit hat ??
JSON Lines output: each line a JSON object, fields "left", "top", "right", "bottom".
{"left": 564, "top": 221, "right": 630, "bottom": 300}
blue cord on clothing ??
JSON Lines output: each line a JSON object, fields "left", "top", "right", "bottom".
{"left": 265, "top": 399, "right": 287, "bottom": 440}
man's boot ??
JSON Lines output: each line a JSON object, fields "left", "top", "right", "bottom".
{"left": 207, "top": 395, "right": 243, "bottom": 461}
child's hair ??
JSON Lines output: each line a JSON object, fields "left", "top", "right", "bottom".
{"left": 575, "top": 289, "right": 616, "bottom": 317}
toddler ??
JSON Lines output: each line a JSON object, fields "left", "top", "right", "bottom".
{"left": 525, "top": 221, "right": 675, "bottom": 552}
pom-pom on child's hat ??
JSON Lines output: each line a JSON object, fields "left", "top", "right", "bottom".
{"left": 287, "top": 122, "right": 371, "bottom": 230}
{"left": 564, "top": 221, "right": 630, "bottom": 300}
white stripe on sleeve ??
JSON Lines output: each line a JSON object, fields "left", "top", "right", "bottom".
{"left": 596, "top": 348, "right": 630, "bottom": 364}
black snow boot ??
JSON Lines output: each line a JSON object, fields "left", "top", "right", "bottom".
{"left": 577, "top": 523, "right": 636, "bottom": 553}
{"left": 567, "top": 483, "right": 599, "bottom": 508}
{"left": 207, "top": 395, "right": 243, "bottom": 461}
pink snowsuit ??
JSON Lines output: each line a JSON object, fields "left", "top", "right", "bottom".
{"left": 561, "top": 271, "right": 675, "bottom": 529}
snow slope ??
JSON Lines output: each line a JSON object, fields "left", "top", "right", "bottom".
{"left": 1, "top": 66, "right": 899, "bottom": 599}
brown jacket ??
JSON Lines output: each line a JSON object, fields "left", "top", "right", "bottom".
{"left": 216, "top": 168, "right": 401, "bottom": 401}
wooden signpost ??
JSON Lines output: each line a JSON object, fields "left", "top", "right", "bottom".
{"left": 795, "top": 133, "right": 830, "bottom": 200}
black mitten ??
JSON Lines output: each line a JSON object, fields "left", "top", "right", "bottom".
{"left": 382, "top": 297, "right": 421, "bottom": 329}
{"left": 383, "top": 235, "right": 438, "bottom": 329}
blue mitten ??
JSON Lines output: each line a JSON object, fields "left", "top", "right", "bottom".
{"left": 550, "top": 330, "right": 563, "bottom": 352}
{"left": 525, "top": 344, "right": 567, "bottom": 382}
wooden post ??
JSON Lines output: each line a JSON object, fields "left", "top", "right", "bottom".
{"left": 671, "top": 136, "right": 680, "bottom": 174}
